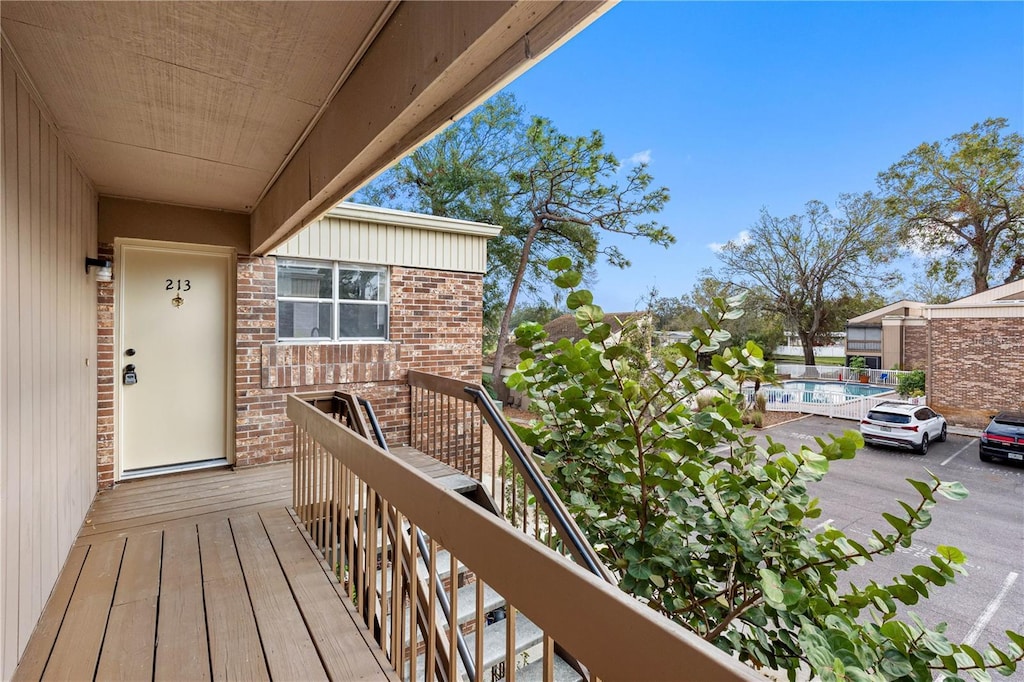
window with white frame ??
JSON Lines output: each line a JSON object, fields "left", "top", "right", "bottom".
{"left": 276, "top": 259, "right": 389, "bottom": 341}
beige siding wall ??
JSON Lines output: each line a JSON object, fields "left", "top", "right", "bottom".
{"left": 2, "top": 50, "right": 99, "bottom": 678}
{"left": 273, "top": 215, "right": 490, "bottom": 273}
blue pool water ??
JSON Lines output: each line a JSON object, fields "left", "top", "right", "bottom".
{"left": 769, "top": 380, "right": 893, "bottom": 404}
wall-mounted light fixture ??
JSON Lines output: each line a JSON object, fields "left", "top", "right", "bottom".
{"left": 85, "top": 257, "right": 113, "bottom": 282}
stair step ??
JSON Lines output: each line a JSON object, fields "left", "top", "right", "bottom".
{"left": 413, "top": 610, "right": 544, "bottom": 681}
{"left": 516, "top": 653, "right": 585, "bottom": 682}
{"left": 465, "top": 611, "right": 544, "bottom": 672}
{"left": 451, "top": 581, "right": 504, "bottom": 626}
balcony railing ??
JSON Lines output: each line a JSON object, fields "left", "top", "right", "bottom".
{"left": 287, "top": 392, "right": 758, "bottom": 682}
{"left": 408, "top": 371, "right": 612, "bottom": 582}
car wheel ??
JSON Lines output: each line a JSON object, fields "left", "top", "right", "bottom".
{"left": 938, "top": 424, "right": 948, "bottom": 442}
{"left": 917, "top": 433, "right": 929, "bottom": 455}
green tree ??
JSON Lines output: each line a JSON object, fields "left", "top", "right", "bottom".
{"left": 878, "top": 118, "right": 1024, "bottom": 293}
{"left": 356, "top": 95, "right": 673, "bottom": 382}
{"left": 508, "top": 258, "right": 1024, "bottom": 680}
{"left": 356, "top": 93, "right": 529, "bottom": 348}
{"left": 689, "top": 274, "right": 786, "bottom": 354}
{"left": 486, "top": 116, "right": 671, "bottom": 400}
{"left": 508, "top": 301, "right": 565, "bottom": 330}
{"left": 643, "top": 288, "right": 701, "bottom": 331}
{"left": 714, "top": 194, "right": 897, "bottom": 368}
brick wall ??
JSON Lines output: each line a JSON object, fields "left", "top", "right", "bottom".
{"left": 96, "top": 243, "right": 116, "bottom": 489}
{"left": 95, "top": 251, "right": 484, "bottom": 485}
{"left": 902, "top": 324, "right": 928, "bottom": 371}
{"left": 234, "top": 260, "right": 484, "bottom": 468}
{"left": 927, "top": 317, "right": 1024, "bottom": 427}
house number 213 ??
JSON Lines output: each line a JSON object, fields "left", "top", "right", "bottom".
{"left": 165, "top": 279, "right": 191, "bottom": 291}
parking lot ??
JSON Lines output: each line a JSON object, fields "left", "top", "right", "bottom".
{"left": 758, "top": 415, "right": 1024, "bottom": 677}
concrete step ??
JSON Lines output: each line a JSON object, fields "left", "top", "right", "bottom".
{"left": 465, "top": 610, "right": 543, "bottom": 672}
{"left": 515, "top": 653, "right": 585, "bottom": 682}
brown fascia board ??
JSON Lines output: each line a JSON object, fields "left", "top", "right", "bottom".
{"left": 249, "top": 0, "right": 613, "bottom": 256}
{"left": 99, "top": 197, "right": 249, "bottom": 253}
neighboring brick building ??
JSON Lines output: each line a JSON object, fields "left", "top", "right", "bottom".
{"left": 96, "top": 203, "right": 499, "bottom": 488}
{"left": 846, "top": 279, "right": 1024, "bottom": 427}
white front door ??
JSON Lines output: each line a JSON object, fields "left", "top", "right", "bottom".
{"left": 118, "top": 241, "right": 234, "bottom": 476}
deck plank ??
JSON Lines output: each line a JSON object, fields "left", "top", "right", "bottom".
{"left": 231, "top": 514, "right": 328, "bottom": 681}
{"left": 88, "top": 471, "right": 290, "bottom": 512}
{"left": 78, "top": 494, "right": 291, "bottom": 545}
{"left": 262, "top": 508, "right": 397, "bottom": 681}
{"left": 11, "top": 545, "right": 88, "bottom": 681}
{"left": 86, "top": 477, "right": 291, "bottom": 524}
{"left": 155, "top": 524, "right": 210, "bottom": 682}
{"left": 15, "top": 465, "right": 394, "bottom": 682}
{"left": 41, "top": 538, "right": 125, "bottom": 681}
{"left": 198, "top": 518, "right": 270, "bottom": 682}
{"left": 95, "top": 532, "right": 162, "bottom": 680}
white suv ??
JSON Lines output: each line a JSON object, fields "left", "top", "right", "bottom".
{"left": 859, "top": 402, "right": 947, "bottom": 455}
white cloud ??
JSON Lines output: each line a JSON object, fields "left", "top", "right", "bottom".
{"left": 628, "top": 149, "right": 652, "bottom": 165}
{"left": 708, "top": 229, "right": 751, "bottom": 253}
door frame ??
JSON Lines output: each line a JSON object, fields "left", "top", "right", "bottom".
{"left": 114, "top": 238, "right": 236, "bottom": 481}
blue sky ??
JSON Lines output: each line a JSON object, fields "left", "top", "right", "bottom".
{"left": 500, "top": 1, "right": 1024, "bottom": 312}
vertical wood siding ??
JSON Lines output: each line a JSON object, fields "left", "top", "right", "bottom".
{"left": 273, "top": 216, "right": 490, "bottom": 273}
{"left": 1, "top": 49, "right": 99, "bottom": 679}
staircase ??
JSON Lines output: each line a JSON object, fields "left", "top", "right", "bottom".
{"left": 288, "top": 382, "right": 761, "bottom": 682}
{"left": 300, "top": 387, "right": 595, "bottom": 682}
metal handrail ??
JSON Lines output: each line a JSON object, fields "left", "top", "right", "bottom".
{"left": 357, "top": 397, "right": 388, "bottom": 450}
{"left": 407, "top": 370, "right": 615, "bottom": 585}
{"left": 462, "top": 386, "right": 615, "bottom": 585}
{"left": 353, "top": 395, "right": 476, "bottom": 682}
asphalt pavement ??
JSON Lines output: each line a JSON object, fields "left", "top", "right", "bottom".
{"left": 757, "top": 415, "right": 1024, "bottom": 680}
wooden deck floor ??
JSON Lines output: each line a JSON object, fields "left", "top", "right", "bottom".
{"left": 13, "top": 463, "right": 397, "bottom": 681}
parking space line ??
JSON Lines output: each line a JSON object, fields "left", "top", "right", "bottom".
{"left": 940, "top": 439, "right": 977, "bottom": 466}
{"left": 964, "top": 571, "right": 1019, "bottom": 645}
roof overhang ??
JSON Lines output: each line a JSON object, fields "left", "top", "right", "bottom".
{"left": 0, "top": 1, "right": 612, "bottom": 254}
{"left": 847, "top": 299, "right": 926, "bottom": 325}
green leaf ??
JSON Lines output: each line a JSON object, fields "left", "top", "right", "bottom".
{"left": 586, "top": 323, "right": 612, "bottom": 343}
{"left": 554, "top": 270, "right": 583, "bottom": 289}
{"left": 547, "top": 256, "right": 573, "bottom": 272}
{"left": 907, "top": 478, "right": 936, "bottom": 502}
{"left": 913, "top": 565, "right": 948, "bottom": 586}
{"left": 937, "top": 545, "right": 966, "bottom": 565}
{"left": 565, "top": 289, "right": 593, "bottom": 310}
{"left": 959, "top": 644, "right": 986, "bottom": 669}
{"left": 604, "top": 345, "right": 629, "bottom": 360}
{"left": 782, "top": 579, "right": 804, "bottom": 607}
{"left": 760, "top": 568, "right": 786, "bottom": 609}
{"left": 937, "top": 481, "right": 969, "bottom": 501}
{"left": 882, "top": 512, "right": 910, "bottom": 536}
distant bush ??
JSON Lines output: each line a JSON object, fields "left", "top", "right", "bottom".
{"left": 898, "top": 369, "right": 926, "bottom": 397}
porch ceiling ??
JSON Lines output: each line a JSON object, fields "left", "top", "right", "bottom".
{"left": 0, "top": 0, "right": 612, "bottom": 253}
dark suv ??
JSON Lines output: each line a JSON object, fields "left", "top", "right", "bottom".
{"left": 979, "top": 412, "right": 1024, "bottom": 464}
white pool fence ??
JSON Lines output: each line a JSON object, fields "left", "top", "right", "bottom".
{"left": 774, "top": 364, "right": 916, "bottom": 389}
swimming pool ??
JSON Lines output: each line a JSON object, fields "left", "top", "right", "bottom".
{"left": 767, "top": 380, "right": 893, "bottom": 405}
